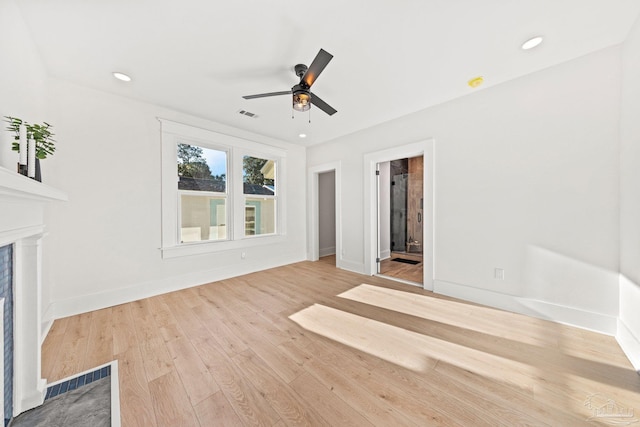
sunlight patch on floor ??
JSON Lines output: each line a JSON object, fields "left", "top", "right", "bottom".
{"left": 289, "top": 303, "right": 536, "bottom": 387}
{"left": 338, "top": 284, "right": 551, "bottom": 346}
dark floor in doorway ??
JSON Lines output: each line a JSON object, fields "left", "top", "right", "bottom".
{"left": 392, "top": 258, "right": 421, "bottom": 265}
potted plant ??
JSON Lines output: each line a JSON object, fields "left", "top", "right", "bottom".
{"left": 4, "top": 116, "right": 55, "bottom": 181}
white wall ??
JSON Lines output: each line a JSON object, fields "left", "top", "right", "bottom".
{"left": 0, "top": 0, "right": 48, "bottom": 135}
{"left": 0, "top": 0, "right": 48, "bottom": 170}
{"left": 40, "top": 78, "right": 307, "bottom": 319}
{"left": 308, "top": 46, "right": 622, "bottom": 334}
{"left": 318, "top": 171, "right": 336, "bottom": 257}
{"left": 619, "top": 15, "right": 640, "bottom": 371}
{"left": 0, "top": 0, "right": 54, "bottom": 328}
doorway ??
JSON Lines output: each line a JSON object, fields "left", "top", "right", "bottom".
{"left": 308, "top": 162, "right": 342, "bottom": 268}
{"left": 378, "top": 156, "right": 424, "bottom": 284}
{"left": 318, "top": 170, "right": 336, "bottom": 265}
{"left": 363, "top": 139, "right": 434, "bottom": 291}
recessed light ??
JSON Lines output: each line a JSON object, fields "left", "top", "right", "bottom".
{"left": 298, "top": 133, "right": 307, "bottom": 138}
{"left": 521, "top": 36, "right": 543, "bottom": 50}
{"left": 112, "top": 72, "right": 132, "bottom": 82}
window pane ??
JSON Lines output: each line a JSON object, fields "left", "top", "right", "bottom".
{"left": 180, "top": 195, "right": 227, "bottom": 242}
{"left": 178, "top": 143, "right": 227, "bottom": 192}
{"left": 243, "top": 156, "right": 275, "bottom": 195}
{"left": 245, "top": 198, "right": 275, "bottom": 236}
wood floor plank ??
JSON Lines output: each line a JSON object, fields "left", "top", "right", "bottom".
{"left": 82, "top": 307, "right": 113, "bottom": 371}
{"left": 130, "top": 299, "right": 162, "bottom": 343}
{"left": 117, "top": 347, "right": 158, "bottom": 427}
{"left": 148, "top": 371, "right": 199, "bottom": 427}
{"left": 166, "top": 336, "right": 220, "bottom": 405}
{"left": 194, "top": 391, "right": 244, "bottom": 427}
{"left": 147, "top": 295, "right": 184, "bottom": 343}
{"left": 306, "top": 335, "right": 486, "bottom": 426}
{"left": 50, "top": 312, "right": 92, "bottom": 380}
{"left": 192, "top": 302, "right": 249, "bottom": 356}
{"left": 379, "top": 252, "right": 423, "bottom": 283}
{"left": 162, "top": 292, "right": 211, "bottom": 342}
{"left": 289, "top": 372, "right": 374, "bottom": 427}
{"left": 41, "top": 323, "right": 66, "bottom": 381}
{"left": 41, "top": 259, "right": 640, "bottom": 426}
{"left": 192, "top": 336, "right": 280, "bottom": 427}
{"left": 130, "top": 298, "right": 175, "bottom": 382}
{"left": 302, "top": 355, "right": 419, "bottom": 426}
{"left": 215, "top": 308, "right": 304, "bottom": 383}
{"left": 138, "top": 338, "right": 175, "bottom": 383}
{"left": 232, "top": 349, "right": 330, "bottom": 426}
{"left": 112, "top": 304, "right": 138, "bottom": 355}
{"left": 46, "top": 315, "right": 69, "bottom": 337}
{"left": 434, "top": 360, "right": 586, "bottom": 426}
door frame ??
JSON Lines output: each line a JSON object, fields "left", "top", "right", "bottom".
{"left": 308, "top": 162, "right": 342, "bottom": 265}
{"left": 363, "top": 139, "right": 435, "bottom": 291}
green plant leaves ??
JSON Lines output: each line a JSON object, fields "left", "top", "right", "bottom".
{"left": 4, "top": 115, "right": 56, "bottom": 159}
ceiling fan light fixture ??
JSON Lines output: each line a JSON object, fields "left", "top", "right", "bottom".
{"left": 293, "top": 91, "right": 311, "bottom": 112}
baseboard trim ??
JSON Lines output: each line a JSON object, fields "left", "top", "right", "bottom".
{"left": 319, "top": 246, "right": 336, "bottom": 257}
{"left": 617, "top": 319, "right": 640, "bottom": 373}
{"left": 14, "top": 379, "right": 47, "bottom": 417}
{"left": 434, "top": 280, "right": 617, "bottom": 335}
{"left": 49, "top": 254, "right": 306, "bottom": 320}
{"left": 337, "top": 258, "right": 365, "bottom": 275}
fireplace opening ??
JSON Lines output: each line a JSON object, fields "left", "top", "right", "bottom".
{"left": 0, "top": 244, "right": 13, "bottom": 426}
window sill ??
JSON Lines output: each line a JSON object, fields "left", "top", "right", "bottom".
{"left": 161, "top": 234, "right": 286, "bottom": 259}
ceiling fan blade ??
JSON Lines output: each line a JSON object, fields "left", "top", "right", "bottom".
{"left": 302, "top": 49, "right": 333, "bottom": 88}
{"left": 310, "top": 92, "right": 337, "bottom": 116}
{"left": 243, "top": 90, "right": 291, "bottom": 100}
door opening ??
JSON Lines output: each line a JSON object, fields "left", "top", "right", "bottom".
{"left": 364, "top": 139, "right": 434, "bottom": 290}
{"left": 377, "top": 156, "right": 424, "bottom": 284}
{"left": 318, "top": 170, "right": 336, "bottom": 266}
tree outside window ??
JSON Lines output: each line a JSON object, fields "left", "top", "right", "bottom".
{"left": 178, "top": 143, "right": 226, "bottom": 192}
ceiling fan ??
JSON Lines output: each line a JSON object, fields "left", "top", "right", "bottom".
{"left": 242, "top": 48, "right": 337, "bottom": 116}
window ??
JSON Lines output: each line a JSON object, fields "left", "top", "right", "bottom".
{"left": 160, "top": 119, "right": 286, "bottom": 258}
{"left": 178, "top": 144, "right": 228, "bottom": 243}
{"left": 243, "top": 156, "right": 276, "bottom": 236}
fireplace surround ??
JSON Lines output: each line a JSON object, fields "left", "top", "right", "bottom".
{"left": 0, "top": 167, "right": 66, "bottom": 421}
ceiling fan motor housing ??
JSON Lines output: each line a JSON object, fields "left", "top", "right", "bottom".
{"left": 294, "top": 64, "right": 308, "bottom": 80}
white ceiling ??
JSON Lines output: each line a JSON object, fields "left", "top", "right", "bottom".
{"left": 16, "top": 0, "right": 640, "bottom": 146}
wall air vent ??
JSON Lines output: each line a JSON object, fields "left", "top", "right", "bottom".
{"left": 238, "top": 109, "right": 258, "bottom": 118}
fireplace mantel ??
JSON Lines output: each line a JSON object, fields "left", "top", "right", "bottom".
{"left": 0, "top": 166, "right": 67, "bottom": 204}
{"left": 0, "top": 166, "right": 67, "bottom": 418}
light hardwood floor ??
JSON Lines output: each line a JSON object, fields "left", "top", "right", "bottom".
{"left": 42, "top": 258, "right": 640, "bottom": 426}
{"left": 379, "top": 252, "right": 423, "bottom": 283}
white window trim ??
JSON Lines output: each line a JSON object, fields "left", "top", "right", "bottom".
{"left": 160, "top": 119, "right": 287, "bottom": 259}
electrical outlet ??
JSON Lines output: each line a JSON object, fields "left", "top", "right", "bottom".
{"left": 494, "top": 268, "right": 505, "bottom": 280}
{"left": 241, "top": 252, "right": 246, "bottom": 259}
